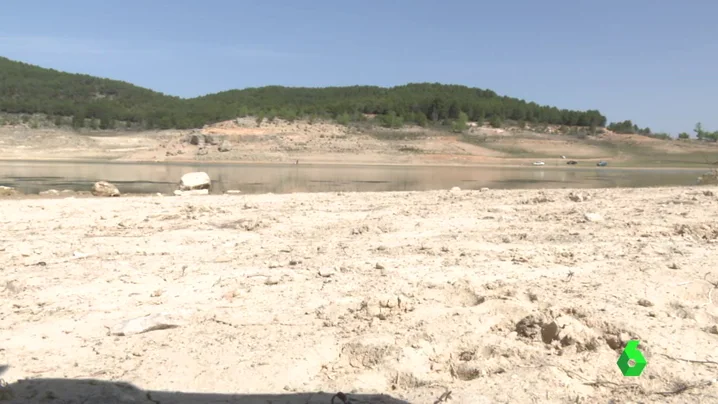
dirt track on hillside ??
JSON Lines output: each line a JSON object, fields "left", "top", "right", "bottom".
{"left": 1, "top": 186, "right": 717, "bottom": 403}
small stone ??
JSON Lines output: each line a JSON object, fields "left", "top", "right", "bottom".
{"left": 480, "top": 187, "right": 490, "bottom": 192}
{"left": 450, "top": 186, "right": 461, "bottom": 193}
{"left": 222, "top": 290, "right": 238, "bottom": 301}
{"left": 555, "top": 316, "right": 599, "bottom": 348}
{"left": 605, "top": 334, "right": 622, "bottom": 350}
{"left": 110, "top": 313, "right": 181, "bottom": 336}
{"left": 91, "top": 181, "right": 120, "bottom": 197}
{"left": 584, "top": 212, "right": 603, "bottom": 222}
{"left": 265, "top": 276, "right": 281, "bottom": 285}
{"left": 488, "top": 206, "right": 515, "bottom": 213}
{"left": 204, "top": 134, "right": 219, "bottom": 146}
{"left": 375, "top": 263, "right": 385, "bottom": 270}
{"left": 362, "top": 301, "right": 382, "bottom": 318}
{"left": 189, "top": 134, "right": 205, "bottom": 146}
{"left": 378, "top": 295, "right": 400, "bottom": 308}
{"left": 218, "top": 140, "right": 233, "bottom": 152}
{"left": 541, "top": 321, "right": 559, "bottom": 344}
{"left": 515, "top": 314, "right": 545, "bottom": 338}
{"left": 568, "top": 192, "right": 586, "bottom": 202}
{"left": 706, "top": 325, "right": 718, "bottom": 335}
{"left": 318, "top": 268, "right": 336, "bottom": 278}
{"left": 637, "top": 299, "right": 654, "bottom": 307}
{"left": 73, "top": 251, "right": 90, "bottom": 259}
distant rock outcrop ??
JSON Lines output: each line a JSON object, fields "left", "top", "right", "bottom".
{"left": 218, "top": 140, "right": 232, "bottom": 152}
{"left": 204, "top": 134, "right": 219, "bottom": 146}
{"left": 187, "top": 133, "right": 222, "bottom": 147}
{"left": 187, "top": 132, "right": 204, "bottom": 146}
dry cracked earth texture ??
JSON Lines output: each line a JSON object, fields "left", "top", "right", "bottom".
{"left": 1, "top": 187, "right": 717, "bottom": 403}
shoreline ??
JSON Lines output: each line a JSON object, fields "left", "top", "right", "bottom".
{"left": 0, "top": 156, "right": 712, "bottom": 172}
{"left": 0, "top": 182, "right": 714, "bottom": 201}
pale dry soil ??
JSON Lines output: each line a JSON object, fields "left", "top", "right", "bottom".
{"left": 1, "top": 187, "right": 718, "bottom": 403}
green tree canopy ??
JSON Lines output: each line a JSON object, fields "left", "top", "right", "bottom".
{"left": 452, "top": 111, "right": 469, "bottom": 133}
{"left": 1, "top": 56, "right": 611, "bottom": 131}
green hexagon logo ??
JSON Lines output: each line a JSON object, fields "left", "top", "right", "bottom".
{"left": 617, "top": 339, "right": 647, "bottom": 376}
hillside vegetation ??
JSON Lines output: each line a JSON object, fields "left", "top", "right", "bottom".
{"left": 1, "top": 56, "right": 607, "bottom": 131}
{"left": 0, "top": 57, "right": 183, "bottom": 129}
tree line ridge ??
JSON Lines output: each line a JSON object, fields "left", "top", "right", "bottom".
{"left": 0, "top": 55, "right": 618, "bottom": 132}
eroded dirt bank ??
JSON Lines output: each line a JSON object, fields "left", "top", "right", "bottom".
{"left": 1, "top": 187, "right": 717, "bottom": 403}
{"left": 2, "top": 118, "right": 717, "bottom": 168}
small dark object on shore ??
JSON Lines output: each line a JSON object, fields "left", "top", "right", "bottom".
{"left": 597, "top": 161, "right": 608, "bottom": 167}
{"left": 567, "top": 160, "right": 578, "bottom": 165}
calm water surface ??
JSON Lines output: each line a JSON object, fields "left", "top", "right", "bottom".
{"left": 0, "top": 160, "right": 707, "bottom": 195}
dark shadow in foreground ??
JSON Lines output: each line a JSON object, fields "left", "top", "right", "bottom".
{"left": 0, "top": 376, "right": 411, "bottom": 404}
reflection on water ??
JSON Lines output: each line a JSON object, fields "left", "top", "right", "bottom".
{"left": 0, "top": 160, "right": 706, "bottom": 195}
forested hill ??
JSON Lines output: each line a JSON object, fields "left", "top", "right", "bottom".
{"left": 0, "top": 56, "right": 607, "bottom": 130}
{"left": 0, "top": 56, "right": 183, "bottom": 128}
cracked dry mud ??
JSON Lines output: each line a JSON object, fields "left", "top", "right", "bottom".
{"left": 1, "top": 186, "right": 717, "bottom": 403}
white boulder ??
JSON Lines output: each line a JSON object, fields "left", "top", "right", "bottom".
{"left": 92, "top": 181, "right": 120, "bottom": 197}
{"left": 179, "top": 172, "right": 211, "bottom": 191}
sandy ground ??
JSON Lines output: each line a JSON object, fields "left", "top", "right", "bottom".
{"left": 1, "top": 186, "right": 717, "bottom": 403}
{"left": 2, "top": 119, "right": 716, "bottom": 167}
